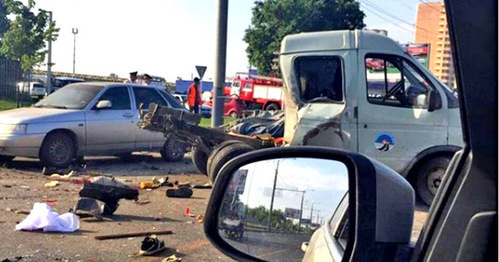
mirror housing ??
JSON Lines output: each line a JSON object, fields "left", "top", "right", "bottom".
{"left": 204, "top": 146, "right": 414, "bottom": 262}
{"left": 427, "top": 90, "right": 439, "bottom": 112}
{"left": 96, "top": 100, "right": 112, "bottom": 109}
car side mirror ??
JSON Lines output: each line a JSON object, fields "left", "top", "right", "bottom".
{"left": 96, "top": 100, "right": 112, "bottom": 109}
{"left": 427, "top": 90, "right": 438, "bottom": 112}
{"left": 204, "top": 147, "right": 415, "bottom": 262}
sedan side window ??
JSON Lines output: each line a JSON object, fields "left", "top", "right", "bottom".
{"left": 133, "top": 87, "right": 168, "bottom": 110}
{"left": 95, "top": 86, "right": 131, "bottom": 110}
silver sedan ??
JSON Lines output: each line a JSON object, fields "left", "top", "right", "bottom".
{"left": 0, "top": 82, "right": 186, "bottom": 167}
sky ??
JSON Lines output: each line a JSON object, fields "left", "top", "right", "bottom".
{"left": 29, "top": 0, "right": 439, "bottom": 81}
{"left": 230, "top": 158, "right": 349, "bottom": 223}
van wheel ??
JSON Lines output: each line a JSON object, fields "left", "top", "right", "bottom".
{"left": 416, "top": 156, "right": 451, "bottom": 206}
{"left": 207, "top": 142, "right": 253, "bottom": 183}
{"left": 191, "top": 147, "right": 208, "bottom": 175}
{"left": 40, "top": 133, "right": 75, "bottom": 168}
{"left": 265, "top": 103, "right": 280, "bottom": 111}
{"left": 160, "top": 138, "right": 185, "bottom": 162}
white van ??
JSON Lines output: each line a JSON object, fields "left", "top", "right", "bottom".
{"left": 279, "top": 30, "right": 463, "bottom": 205}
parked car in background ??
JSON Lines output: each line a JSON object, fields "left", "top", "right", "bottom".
{"left": 203, "top": 96, "right": 246, "bottom": 118}
{"left": 0, "top": 83, "right": 187, "bottom": 168}
{"left": 52, "top": 77, "right": 85, "bottom": 92}
{"left": 17, "top": 81, "right": 46, "bottom": 99}
{"left": 173, "top": 93, "right": 212, "bottom": 118}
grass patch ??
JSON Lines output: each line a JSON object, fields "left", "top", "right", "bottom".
{"left": 200, "top": 117, "right": 236, "bottom": 128}
{"left": 0, "top": 99, "right": 34, "bottom": 111}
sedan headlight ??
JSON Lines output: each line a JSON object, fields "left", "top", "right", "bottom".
{"left": 0, "top": 124, "right": 28, "bottom": 134}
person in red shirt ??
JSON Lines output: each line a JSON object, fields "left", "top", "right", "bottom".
{"left": 187, "top": 77, "right": 202, "bottom": 114}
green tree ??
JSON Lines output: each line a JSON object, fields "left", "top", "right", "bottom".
{"left": 0, "top": 0, "right": 59, "bottom": 70}
{"left": 244, "top": 0, "right": 365, "bottom": 74}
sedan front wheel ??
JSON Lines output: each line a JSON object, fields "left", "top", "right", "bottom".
{"left": 40, "top": 133, "right": 75, "bottom": 168}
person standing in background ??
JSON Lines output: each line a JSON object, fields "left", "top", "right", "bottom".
{"left": 187, "top": 77, "right": 202, "bottom": 114}
{"left": 125, "top": 71, "right": 138, "bottom": 84}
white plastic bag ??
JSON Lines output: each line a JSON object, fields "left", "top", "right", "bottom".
{"left": 15, "top": 203, "right": 79, "bottom": 232}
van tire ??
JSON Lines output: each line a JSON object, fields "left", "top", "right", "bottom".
{"left": 40, "top": 132, "right": 75, "bottom": 168}
{"left": 160, "top": 138, "right": 185, "bottom": 162}
{"left": 207, "top": 143, "right": 253, "bottom": 183}
{"left": 265, "top": 103, "right": 280, "bottom": 111}
{"left": 206, "top": 140, "right": 242, "bottom": 177}
{"left": 416, "top": 156, "right": 451, "bottom": 206}
{"left": 191, "top": 147, "right": 208, "bottom": 175}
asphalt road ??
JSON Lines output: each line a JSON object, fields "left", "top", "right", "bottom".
{"left": 222, "top": 230, "right": 311, "bottom": 261}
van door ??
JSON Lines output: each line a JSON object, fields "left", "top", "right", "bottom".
{"left": 287, "top": 52, "right": 358, "bottom": 150}
{"left": 356, "top": 53, "right": 448, "bottom": 173}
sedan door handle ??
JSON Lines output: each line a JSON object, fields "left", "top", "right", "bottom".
{"left": 123, "top": 112, "right": 134, "bottom": 118}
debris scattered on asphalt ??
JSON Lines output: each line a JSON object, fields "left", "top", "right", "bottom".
{"left": 191, "top": 183, "right": 212, "bottom": 189}
{"left": 134, "top": 200, "right": 151, "bottom": 205}
{"left": 14, "top": 210, "right": 30, "bottom": 215}
{"left": 19, "top": 186, "right": 30, "bottom": 190}
{"left": 2, "top": 184, "right": 12, "bottom": 188}
{"left": 5, "top": 207, "right": 15, "bottom": 212}
{"left": 1, "top": 256, "right": 23, "bottom": 262}
{"left": 139, "top": 235, "right": 166, "bottom": 256}
{"left": 44, "top": 181, "right": 60, "bottom": 188}
{"left": 185, "top": 207, "right": 195, "bottom": 217}
{"left": 15, "top": 202, "right": 79, "bottom": 232}
{"left": 78, "top": 176, "right": 139, "bottom": 216}
{"left": 139, "top": 177, "right": 170, "bottom": 189}
{"left": 163, "top": 254, "right": 182, "bottom": 261}
{"left": 166, "top": 187, "right": 193, "bottom": 198}
{"left": 196, "top": 215, "right": 204, "bottom": 223}
{"left": 73, "top": 197, "right": 106, "bottom": 220}
{"left": 94, "top": 230, "right": 173, "bottom": 240}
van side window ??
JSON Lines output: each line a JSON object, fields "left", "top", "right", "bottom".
{"left": 295, "top": 56, "right": 343, "bottom": 103}
{"left": 365, "top": 54, "right": 437, "bottom": 108}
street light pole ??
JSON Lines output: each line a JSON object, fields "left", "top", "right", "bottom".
{"left": 46, "top": 11, "right": 53, "bottom": 94}
{"left": 267, "top": 160, "right": 280, "bottom": 230}
{"left": 212, "top": 0, "right": 228, "bottom": 127}
{"left": 72, "top": 28, "right": 78, "bottom": 76}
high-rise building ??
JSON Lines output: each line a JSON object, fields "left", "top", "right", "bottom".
{"left": 415, "top": 1, "right": 455, "bottom": 89}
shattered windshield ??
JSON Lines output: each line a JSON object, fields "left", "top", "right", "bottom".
{"left": 295, "top": 56, "right": 343, "bottom": 103}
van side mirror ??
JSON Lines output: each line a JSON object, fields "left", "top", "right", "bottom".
{"left": 428, "top": 90, "right": 439, "bottom": 112}
{"left": 96, "top": 100, "right": 112, "bottom": 109}
{"left": 204, "top": 147, "right": 415, "bottom": 262}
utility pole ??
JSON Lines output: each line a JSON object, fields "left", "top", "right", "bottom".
{"left": 267, "top": 160, "right": 280, "bottom": 230}
{"left": 212, "top": 0, "right": 228, "bottom": 127}
{"left": 46, "top": 11, "right": 53, "bottom": 94}
{"left": 298, "top": 191, "right": 305, "bottom": 232}
{"left": 72, "top": 28, "right": 78, "bottom": 76}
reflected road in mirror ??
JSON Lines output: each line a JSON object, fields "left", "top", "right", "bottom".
{"left": 217, "top": 157, "right": 349, "bottom": 262}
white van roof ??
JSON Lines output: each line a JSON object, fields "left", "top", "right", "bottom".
{"left": 280, "top": 29, "right": 406, "bottom": 55}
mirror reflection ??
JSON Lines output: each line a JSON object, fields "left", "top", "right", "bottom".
{"left": 218, "top": 157, "right": 349, "bottom": 262}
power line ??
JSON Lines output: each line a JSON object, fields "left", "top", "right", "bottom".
{"left": 416, "top": 0, "right": 442, "bottom": 12}
{"left": 361, "top": 0, "right": 437, "bottom": 37}
{"left": 360, "top": 2, "right": 432, "bottom": 41}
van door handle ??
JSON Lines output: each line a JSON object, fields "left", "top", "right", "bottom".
{"left": 123, "top": 112, "right": 134, "bottom": 118}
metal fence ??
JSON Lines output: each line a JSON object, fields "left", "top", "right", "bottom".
{"left": 0, "top": 59, "right": 23, "bottom": 99}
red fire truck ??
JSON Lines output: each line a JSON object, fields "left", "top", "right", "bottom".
{"left": 229, "top": 73, "right": 283, "bottom": 110}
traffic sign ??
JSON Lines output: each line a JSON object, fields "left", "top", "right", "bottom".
{"left": 195, "top": 65, "right": 207, "bottom": 79}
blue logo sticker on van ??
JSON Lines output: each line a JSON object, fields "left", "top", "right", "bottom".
{"left": 375, "top": 133, "right": 394, "bottom": 152}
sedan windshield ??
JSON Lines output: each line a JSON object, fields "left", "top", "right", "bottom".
{"left": 34, "top": 84, "right": 104, "bottom": 109}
